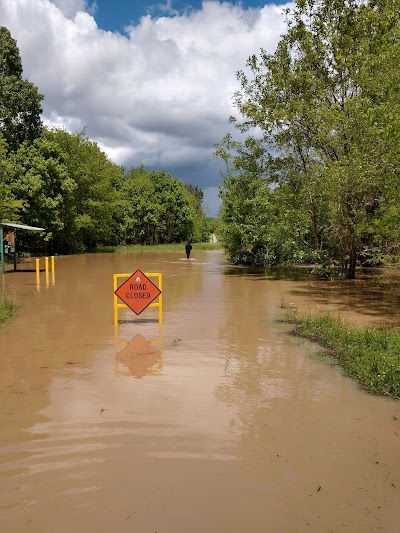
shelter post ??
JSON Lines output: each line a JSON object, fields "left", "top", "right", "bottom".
{"left": 13, "top": 230, "right": 17, "bottom": 271}
{"left": 0, "top": 224, "right": 4, "bottom": 274}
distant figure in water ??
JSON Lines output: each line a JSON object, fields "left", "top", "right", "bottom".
{"left": 185, "top": 240, "right": 192, "bottom": 259}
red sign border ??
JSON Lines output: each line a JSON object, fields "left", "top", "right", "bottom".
{"left": 114, "top": 269, "right": 161, "bottom": 316}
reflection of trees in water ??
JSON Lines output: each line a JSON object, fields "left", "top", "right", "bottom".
{"left": 289, "top": 271, "right": 400, "bottom": 324}
{"left": 214, "top": 274, "right": 339, "bottom": 463}
{"left": 215, "top": 276, "right": 282, "bottom": 421}
{"left": 222, "top": 267, "right": 400, "bottom": 324}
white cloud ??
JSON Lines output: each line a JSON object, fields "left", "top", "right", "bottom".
{"left": 50, "top": 0, "right": 97, "bottom": 19}
{"left": 0, "top": 0, "right": 291, "bottom": 216}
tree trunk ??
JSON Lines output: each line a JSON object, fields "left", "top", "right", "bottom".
{"left": 346, "top": 230, "right": 357, "bottom": 279}
{"left": 347, "top": 249, "right": 357, "bottom": 279}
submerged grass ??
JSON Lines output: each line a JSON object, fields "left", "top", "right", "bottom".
{"left": 0, "top": 296, "right": 19, "bottom": 325}
{"left": 281, "top": 312, "right": 400, "bottom": 399}
{"left": 113, "top": 242, "right": 223, "bottom": 253}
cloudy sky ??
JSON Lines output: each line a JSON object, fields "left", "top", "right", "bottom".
{"left": 0, "top": 0, "right": 291, "bottom": 216}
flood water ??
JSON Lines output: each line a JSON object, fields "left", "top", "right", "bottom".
{"left": 1, "top": 251, "right": 399, "bottom": 533}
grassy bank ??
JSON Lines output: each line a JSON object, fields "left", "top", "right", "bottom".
{"left": 0, "top": 296, "right": 19, "bottom": 325}
{"left": 94, "top": 242, "right": 223, "bottom": 254}
{"left": 282, "top": 313, "right": 400, "bottom": 399}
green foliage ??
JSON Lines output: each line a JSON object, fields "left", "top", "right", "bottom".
{"left": 119, "top": 166, "right": 160, "bottom": 245}
{"left": 217, "top": 135, "right": 316, "bottom": 265}
{"left": 216, "top": 0, "right": 400, "bottom": 278}
{"left": 0, "top": 26, "right": 22, "bottom": 77}
{"left": 150, "top": 170, "right": 196, "bottom": 243}
{"left": 119, "top": 166, "right": 207, "bottom": 245}
{"left": 6, "top": 135, "right": 71, "bottom": 248}
{"left": 205, "top": 217, "right": 218, "bottom": 234}
{"left": 283, "top": 312, "right": 400, "bottom": 399}
{"left": 0, "top": 134, "right": 23, "bottom": 221}
{"left": 4, "top": 128, "right": 125, "bottom": 253}
{"left": 45, "top": 128, "right": 123, "bottom": 252}
{"left": 0, "top": 27, "right": 43, "bottom": 151}
{"left": 4, "top": 125, "right": 209, "bottom": 253}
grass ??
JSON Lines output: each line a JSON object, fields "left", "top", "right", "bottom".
{"left": 281, "top": 312, "right": 400, "bottom": 399}
{"left": 0, "top": 296, "right": 19, "bottom": 325}
{"left": 94, "top": 241, "right": 223, "bottom": 254}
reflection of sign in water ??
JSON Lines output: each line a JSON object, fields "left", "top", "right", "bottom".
{"left": 115, "top": 334, "right": 162, "bottom": 378}
{"left": 114, "top": 270, "right": 161, "bottom": 316}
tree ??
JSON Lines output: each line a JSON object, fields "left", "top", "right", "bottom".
{"left": 6, "top": 128, "right": 124, "bottom": 253}
{"left": 149, "top": 170, "right": 196, "bottom": 244}
{"left": 217, "top": 0, "right": 400, "bottom": 278}
{"left": 0, "top": 27, "right": 43, "bottom": 151}
{"left": 6, "top": 135, "right": 74, "bottom": 250}
{"left": 45, "top": 128, "right": 123, "bottom": 252}
{"left": 119, "top": 166, "right": 160, "bottom": 245}
{"left": 0, "top": 135, "right": 23, "bottom": 222}
{"left": 119, "top": 167, "right": 204, "bottom": 245}
{"left": 0, "top": 26, "right": 23, "bottom": 78}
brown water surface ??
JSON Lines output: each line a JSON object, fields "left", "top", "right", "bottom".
{"left": 1, "top": 251, "right": 399, "bottom": 532}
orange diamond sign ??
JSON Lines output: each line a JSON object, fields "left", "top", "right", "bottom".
{"left": 115, "top": 270, "right": 161, "bottom": 315}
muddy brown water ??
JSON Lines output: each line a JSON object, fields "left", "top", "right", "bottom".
{"left": 1, "top": 251, "right": 399, "bottom": 533}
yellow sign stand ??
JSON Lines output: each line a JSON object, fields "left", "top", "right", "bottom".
{"left": 113, "top": 272, "right": 162, "bottom": 325}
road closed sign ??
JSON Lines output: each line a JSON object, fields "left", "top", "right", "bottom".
{"left": 114, "top": 269, "right": 161, "bottom": 315}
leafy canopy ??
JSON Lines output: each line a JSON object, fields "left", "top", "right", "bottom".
{"left": 217, "top": 0, "right": 400, "bottom": 278}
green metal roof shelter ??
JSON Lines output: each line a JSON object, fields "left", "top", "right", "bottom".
{"left": 1, "top": 222, "right": 45, "bottom": 274}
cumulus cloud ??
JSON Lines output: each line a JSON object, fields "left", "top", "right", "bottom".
{"left": 0, "top": 0, "right": 291, "bottom": 215}
{"left": 51, "top": 0, "right": 97, "bottom": 19}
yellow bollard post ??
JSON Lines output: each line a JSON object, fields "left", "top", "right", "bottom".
{"left": 45, "top": 257, "right": 49, "bottom": 287}
{"left": 51, "top": 256, "right": 55, "bottom": 286}
{"left": 36, "top": 258, "right": 40, "bottom": 287}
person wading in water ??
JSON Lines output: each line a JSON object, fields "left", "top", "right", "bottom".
{"left": 185, "top": 240, "right": 192, "bottom": 259}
